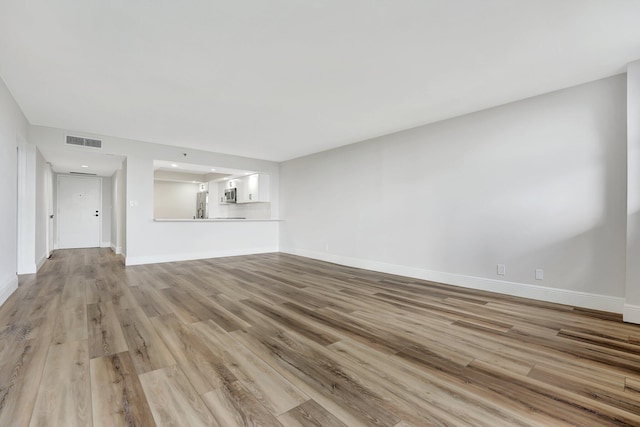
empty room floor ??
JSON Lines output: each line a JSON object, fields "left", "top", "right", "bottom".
{"left": 1, "top": 249, "right": 640, "bottom": 426}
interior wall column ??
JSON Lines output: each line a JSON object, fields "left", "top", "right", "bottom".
{"left": 16, "top": 139, "right": 37, "bottom": 274}
{"left": 625, "top": 60, "right": 640, "bottom": 323}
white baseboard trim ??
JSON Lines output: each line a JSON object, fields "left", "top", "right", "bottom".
{"left": 623, "top": 304, "right": 640, "bottom": 324}
{"left": 110, "top": 244, "right": 122, "bottom": 255}
{"left": 281, "top": 248, "right": 625, "bottom": 314}
{"left": 125, "top": 246, "right": 280, "bottom": 266}
{"left": 100, "top": 241, "right": 111, "bottom": 248}
{"left": 0, "top": 275, "right": 19, "bottom": 307}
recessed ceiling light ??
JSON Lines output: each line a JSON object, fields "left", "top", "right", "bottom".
{"left": 81, "top": 165, "right": 89, "bottom": 168}
{"left": 171, "top": 164, "right": 178, "bottom": 167}
{"left": 210, "top": 168, "right": 216, "bottom": 171}
{"left": 244, "top": 172, "right": 250, "bottom": 175}
{"left": 192, "top": 181, "right": 197, "bottom": 183}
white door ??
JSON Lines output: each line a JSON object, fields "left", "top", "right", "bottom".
{"left": 58, "top": 176, "right": 101, "bottom": 249}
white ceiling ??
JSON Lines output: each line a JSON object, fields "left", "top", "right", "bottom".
{"left": 153, "top": 160, "right": 252, "bottom": 178}
{"left": 1, "top": 1, "right": 639, "bottom": 162}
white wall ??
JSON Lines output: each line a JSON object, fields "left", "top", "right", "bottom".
{"left": 123, "top": 220, "right": 279, "bottom": 265}
{"left": 0, "top": 76, "right": 29, "bottom": 305}
{"left": 281, "top": 75, "right": 628, "bottom": 313}
{"left": 154, "top": 181, "right": 199, "bottom": 219}
{"left": 31, "top": 127, "right": 280, "bottom": 265}
{"left": 626, "top": 62, "right": 640, "bottom": 322}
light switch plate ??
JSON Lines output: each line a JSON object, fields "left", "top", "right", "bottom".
{"left": 497, "top": 264, "right": 506, "bottom": 275}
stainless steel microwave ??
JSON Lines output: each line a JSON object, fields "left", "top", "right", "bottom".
{"left": 224, "top": 187, "right": 237, "bottom": 203}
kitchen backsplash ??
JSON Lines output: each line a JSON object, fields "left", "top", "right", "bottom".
{"left": 214, "top": 202, "right": 271, "bottom": 219}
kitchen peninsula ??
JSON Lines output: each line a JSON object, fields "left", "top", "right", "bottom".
{"left": 154, "top": 218, "right": 280, "bottom": 222}
{"left": 137, "top": 163, "right": 281, "bottom": 266}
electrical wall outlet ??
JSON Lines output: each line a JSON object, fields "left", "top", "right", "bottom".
{"left": 535, "top": 269, "right": 544, "bottom": 280}
{"left": 497, "top": 264, "right": 506, "bottom": 275}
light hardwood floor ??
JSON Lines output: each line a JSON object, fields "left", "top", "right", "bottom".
{"left": 1, "top": 248, "right": 640, "bottom": 426}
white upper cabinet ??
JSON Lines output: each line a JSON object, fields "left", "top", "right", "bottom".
{"left": 237, "top": 174, "right": 270, "bottom": 203}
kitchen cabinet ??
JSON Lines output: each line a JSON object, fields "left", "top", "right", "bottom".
{"left": 225, "top": 179, "right": 240, "bottom": 189}
{"left": 237, "top": 173, "right": 270, "bottom": 203}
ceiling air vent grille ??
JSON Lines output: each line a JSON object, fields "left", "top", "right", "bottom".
{"left": 65, "top": 135, "right": 102, "bottom": 149}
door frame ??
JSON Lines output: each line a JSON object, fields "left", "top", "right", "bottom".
{"left": 56, "top": 175, "right": 102, "bottom": 249}
{"left": 44, "top": 163, "right": 53, "bottom": 258}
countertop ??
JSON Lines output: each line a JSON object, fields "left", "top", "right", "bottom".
{"left": 153, "top": 218, "right": 281, "bottom": 222}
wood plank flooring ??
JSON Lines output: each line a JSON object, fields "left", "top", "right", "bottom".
{"left": 2, "top": 249, "right": 640, "bottom": 426}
